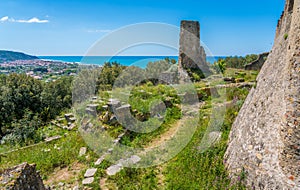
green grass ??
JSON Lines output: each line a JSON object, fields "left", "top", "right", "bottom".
{"left": 108, "top": 167, "right": 159, "bottom": 190}
{"left": 110, "top": 83, "right": 183, "bottom": 147}
{"left": 120, "top": 106, "right": 182, "bottom": 148}
{"left": 104, "top": 88, "right": 249, "bottom": 189}
{"left": 0, "top": 71, "right": 256, "bottom": 188}
{"left": 224, "top": 68, "right": 258, "bottom": 82}
{"left": 0, "top": 131, "right": 86, "bottom": 178}
{"left": 164, "top": 104, "right": 246, "bottom": 189}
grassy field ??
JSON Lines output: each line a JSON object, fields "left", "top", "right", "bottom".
{"left": 0, "top": 68, "right": 257, "bottom": 189}
{"left": 105, "top": 98, "right": 248, "bottom": 189}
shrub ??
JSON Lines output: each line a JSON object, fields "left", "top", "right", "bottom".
{"left": 212, "top": 59, "right": 226, "bottom": 74}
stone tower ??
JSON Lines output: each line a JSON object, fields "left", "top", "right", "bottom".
{"left": 225, "top": 0, "right": 300, "bottom": 189}
{"left": 178, "top": 20, "right": 210, "bottom": 78}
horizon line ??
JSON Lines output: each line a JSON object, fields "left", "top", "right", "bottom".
{"left": 37, "top": 55, "right": 230, "bottom": 57}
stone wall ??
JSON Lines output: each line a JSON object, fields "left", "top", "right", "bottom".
{"left": 178, "top": 20, "right": 210, "bottom": 77}
{"left": 0, "top": 162, "right": 46, "bottom": 190}
{"left": 159, "top": 71, "right": 178, "bottom": 84}
{"left": 245, "top": 52, "right": 269, "bottom": 71}
{"left": 225, "top": 0, "right": 300, "bottom": 189}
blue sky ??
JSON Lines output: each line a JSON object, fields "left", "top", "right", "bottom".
{"left": 0, "top": 0, "right": 285, "bottom": 56}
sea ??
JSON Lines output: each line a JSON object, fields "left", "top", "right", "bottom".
{"left": 39, "top": 56, "right": 225, "bottom": 68}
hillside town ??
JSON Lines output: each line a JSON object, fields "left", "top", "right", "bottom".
{"left": 0, "top": 59, "right": 79, "bottom": 82}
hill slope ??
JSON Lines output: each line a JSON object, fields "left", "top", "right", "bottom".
{"left": 0, "top": 50, "right": 38, "bottom": 63}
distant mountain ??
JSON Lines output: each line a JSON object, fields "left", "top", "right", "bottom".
{"left": 0, "top": 50, "right": 39, "bottom": 63}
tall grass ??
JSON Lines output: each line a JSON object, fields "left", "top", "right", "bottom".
{"left": 0, "top": 131, "right": 86, "bottom": 178}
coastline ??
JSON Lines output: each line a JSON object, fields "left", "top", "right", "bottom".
{"left": 38, "top": 56, "right": 224, "bottom": 66}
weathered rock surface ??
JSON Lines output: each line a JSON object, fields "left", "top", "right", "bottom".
{"left": 225, "top": 0, "right": 300, "bottom": 189}
{"left": 84, "top": 168, "right": 97, "bottom": 178}
{"left": 106, "top": 155, "right": 141, "bottom": 176}
{"left": 178, "top": 20, "right": 210, "bottom": 77}
{"left": 106, "top": 164, "right": 123, "bottom": 176}
{"left": 95, "top": 155, "right": 106, "bottom": 166}
{"left": 82, "top": 177, "right": 94, "bottom": 185}
{"left": 245, "top": 52, "right": 269, "bottom": 71}
{"left": 64, "top": 113, "right": 76, "bottom": 123}
{"left": 0, "top": 162, "right": 45, "bottom": 190}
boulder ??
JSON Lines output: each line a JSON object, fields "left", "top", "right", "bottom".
{"left": 0, "top": 163, "right": 45, "bottom": 189}
{"left": 107, "top": 99, "right": 121, "bottom": 112}
{"left": 179, "top": 92, "right": 198, "bottom": 104}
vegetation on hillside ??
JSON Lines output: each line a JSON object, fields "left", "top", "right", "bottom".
{"left": 0, "top": 74, "right": 72, "bottom": 145}
{"left": 215, "top": 54, "right": 258, "bottom": 69}
{"left": 0, "top": 50, "right": 38, "bottom": 63}
{"left": 0, "top": 57, "right": 259, "bottom": 189}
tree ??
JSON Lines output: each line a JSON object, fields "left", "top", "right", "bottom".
{"left": 218, "top": 54, "right": 259, "bottom": 69}
{"left": 245, "top": 54, "right": 258, "bottom": 64}
{"left": 41, "top": 76, "right": 73, "bottom": 121}
{"left": 96, "top": 62, "right": 126, "bottom": 91}
{"left": 0, "top": 73, "right": 73, "bottom": 142}
{"left": 0, "top": 74, "right": 43, "bottom": 139}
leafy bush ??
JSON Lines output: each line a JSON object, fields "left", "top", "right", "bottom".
{"left": 212, "top": 59, "right": 226, "bottom": 74}
{"left": 96, "top": 62, "right": 126, "bottom": 91}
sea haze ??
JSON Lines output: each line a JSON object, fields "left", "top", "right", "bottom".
{"left": 39, "top": 56, "right": 225, "bottom": 68}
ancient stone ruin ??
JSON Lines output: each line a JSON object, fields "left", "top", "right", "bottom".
{"left": 178, "top": 20, "right": 210, "bottom": 78}
{"left": 245, "top": 52, "right": 269, "bottom": 71}
{"left": 225, "top": 0, "right": 300, "bottom": 189}
{"left": 0, "top": 162, "right": 45, "bottom": 190}
{"left": 159, "top": 64, "right": 179, "bottom": 84}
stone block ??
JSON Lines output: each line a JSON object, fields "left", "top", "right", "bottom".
{"left": 84, "top": 168, "right": 97, "bottom": 178}
{"left": 82, "top": 177, "right": 94, "bottom": 185}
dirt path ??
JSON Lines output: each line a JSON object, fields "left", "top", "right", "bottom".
{"left": 100, "top": 178, "right": 108, "bottom": 190}
{"left": 146, "top": 102, "right": 203, "bottom": 149}
{"left": 141, "top": 102, "right": 203, "bottom": 188}
{"left": 44, "top": 162, "right": 84, "bottom": 186}
{"left": 146, "top": 118, "right": 184, "bottom": 149}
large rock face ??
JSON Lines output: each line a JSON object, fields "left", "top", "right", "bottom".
{"left": 225, "top": 0, "right": 300, "bottom": 189}
{"left": 178, "top": 20, "right": 210, "bottom": 76}
{"left": 0, "top": 162, "right": 46, "bottom": 189}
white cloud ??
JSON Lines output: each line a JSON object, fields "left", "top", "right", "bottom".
{"left": 0, "top": 16, "right": 49, "bottom": 23}
{"left": 17, "top": 17, "right": 49, "bottom": 23}
{"left": 87, "top": 29, "right": 112, "bottom": 33}
{"left": 0, "top": 16, "right": 9, "bottom": 22}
